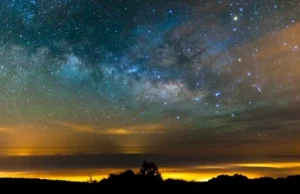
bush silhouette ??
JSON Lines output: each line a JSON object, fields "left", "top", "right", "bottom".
{"left": 209, "top": 174, "right": 249, "bottom": 185}
{"left": 102, "top": 161, "right": 162, "bottom": 187}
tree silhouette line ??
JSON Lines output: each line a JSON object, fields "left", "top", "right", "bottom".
{"left": 0, "top": 161, "right": 300, "bottom": 193}
{"left": 99, "top": 161, "right": 163, "bottom": 186}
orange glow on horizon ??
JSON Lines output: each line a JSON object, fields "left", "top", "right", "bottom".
{"left": 161, "top": 172, "right": 261, "bottom": 182}
{"left": 231, "top": 162, "right": 300, "bottom": 168}
{"left": 1, "top": 161, "right": 300, "bottom": 183}
{"left": 0, "top": 170, "right": 261, "bottom": 183}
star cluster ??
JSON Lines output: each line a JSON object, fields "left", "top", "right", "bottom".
{"left": 1, "top": 0, "right": 300, "bottom": 157}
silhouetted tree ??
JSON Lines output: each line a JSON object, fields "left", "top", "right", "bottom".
{"left": 138, "top": 161, "right": 162, "bottom": 182}
{"left": 87, "top": 175, "right": 97, "bottom": 184}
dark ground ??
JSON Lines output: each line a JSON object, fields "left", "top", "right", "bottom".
{"left": 1, "top": 174, "right": 300, "bottom": 193}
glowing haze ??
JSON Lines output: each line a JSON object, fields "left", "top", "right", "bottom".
{"left": 1, "top": 0, "right": 300, "bottom": 181}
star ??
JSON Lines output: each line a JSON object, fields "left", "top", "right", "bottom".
{"left": 0, "top": 0, "right": 299, "bottom": 182}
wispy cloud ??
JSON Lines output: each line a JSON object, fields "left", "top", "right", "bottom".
{"left": 0, "top": 127, "right": 10, "bottom": 134}
{"left": 53, "top": 121, "right": 164, "bottom": 135}
{"left": 102, "top": 124, "right": 164, "bottom": 135}
{"left": 53, "top": 122, "right": 95, "bottom": 133}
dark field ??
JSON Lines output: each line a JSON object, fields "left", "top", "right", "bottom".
{"left": 1, "top": 174, "right": 300, "bottom": 193}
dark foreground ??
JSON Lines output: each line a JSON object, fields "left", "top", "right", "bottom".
{"left": 1, "top": 174, "right": 300, "bottom": 193}
{"left": 0, "top": 161, "right": 299, "bottom": 193}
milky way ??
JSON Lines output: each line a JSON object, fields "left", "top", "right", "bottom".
{"left": 1, "top": 0, "right": 300, "bottom": 179}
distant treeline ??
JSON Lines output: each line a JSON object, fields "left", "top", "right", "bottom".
{"left": 1, "top": 161, "right": 300, "bottom": 193}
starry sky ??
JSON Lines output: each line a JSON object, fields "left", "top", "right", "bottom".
{"left": 1, "top": 0, "right": 300, "bottom": 181}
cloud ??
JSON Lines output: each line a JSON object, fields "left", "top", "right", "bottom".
{"left": 102, "top": 124, "right": 164, "bottom": 135}
{"left": 52, "top": 122, "right": 95, "bottom": 133}
{"left": 1, "top": 153, "right": 300, "bottom": 178}
{"left": 52, "top": 121, "right": 164, "bottom": 135}
{"left": 104, "top": 128, "right": 132, "bottom": 135}
{"left": 0, "top": 127, "right": 10, "bottom": 134}
{"left": 223, "top": 103, "right": 300, "bottom": 133}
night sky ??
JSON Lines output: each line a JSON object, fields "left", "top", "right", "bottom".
{"left": 1, "top": 0, "right": 300, "bottom": 181}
